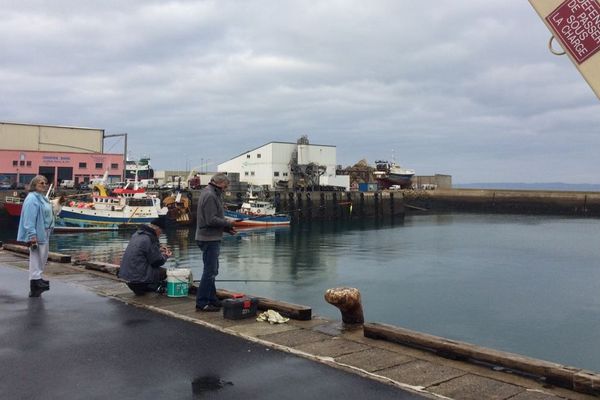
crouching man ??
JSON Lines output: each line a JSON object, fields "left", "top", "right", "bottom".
{"left": 119, "top": 217, "right": 172, "bottom": 295}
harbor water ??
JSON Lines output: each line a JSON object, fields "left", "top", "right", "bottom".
{"left": 1, "top": 213, "right": 599, "bottom": 372}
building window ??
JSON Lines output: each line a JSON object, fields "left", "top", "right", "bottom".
{"left": 95, "top": 163, "right": 103, "bottom": 169}
{"left": 257, "top": 154, "right": 261, "bottom": 158}
{"left": 274, "top": 172, "right": 279, "bottom": 177}
{"left": 26, "top": 161, "right": 32, "bottom": 166}
{"left": 111, "top": 163, "right": 118, "bottom": 169}
{"left": 250, "top": 171, "right": 255, "bottom": 176}
{"left": 79, "top": 162, "right": 87, "bottom": 168}
{"left": 244, "top": 172, "right": 249, "bottom": 176}
{"left": 283, "top": 172, "right": 288, "bottom": 177}
{"left": 246, "top": 154, "right": 251, "bottom": 158}
{"left": 20, "top": 161, "right": 25, "bottom": 166}
{"left": 12, "top": 160, "right": 17, "bottom": 166}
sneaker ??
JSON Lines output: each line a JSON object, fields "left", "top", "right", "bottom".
{"left": 196, "top": 304, "right": 221, "bottom": 312}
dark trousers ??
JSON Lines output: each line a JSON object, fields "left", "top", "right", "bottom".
{"left": 126, "top": 269, "right": 167, "bottom": 295}
{"left": 195, "top": 240, "right": 220, "bottom": 307}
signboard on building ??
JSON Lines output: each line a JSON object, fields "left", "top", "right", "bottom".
{"left": 529, "top": 0, "right": 600, "bottom": 99}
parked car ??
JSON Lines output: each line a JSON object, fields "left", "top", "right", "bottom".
{"left": 107, "top": 181, "right": 127, "bottom": 189}
{"left": 11, "top": 182, "right": 25, "bottom": 190}
{"left": 59, "top": 180, "right": 75, "bottom": 189}
{"left": 0, "top": 181, "right": 11, "bottom": 190}
{"left": 139, "top": 179, "right": 157, "bottom": 189}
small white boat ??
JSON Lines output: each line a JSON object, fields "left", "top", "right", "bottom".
{"left": 225, "top": 190, "right": 290, "bottom": 227}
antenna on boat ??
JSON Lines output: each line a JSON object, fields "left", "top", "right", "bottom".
{"left": 133, "top": 166, "right": 140, "bottom": 190}
{"left": 45, "top": 184, "right": 54, "bottom": 199}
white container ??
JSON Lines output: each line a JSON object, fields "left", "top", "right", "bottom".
{"left": 166, "top": 268, "right": 191, "bottom": 297}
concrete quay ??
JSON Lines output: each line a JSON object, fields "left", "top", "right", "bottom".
{"left": 1, "top": 248, "right": 598, "bottom": 400}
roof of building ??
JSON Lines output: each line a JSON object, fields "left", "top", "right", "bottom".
{"left": 1, "top": 121, "right": 104, "bottom": 132}
{"left": 224, "top": 141, "right": 336, "bottom": 163}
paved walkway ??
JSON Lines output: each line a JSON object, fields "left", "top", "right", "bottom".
{"left": 0, "top": 249, "right": 595, "bottom": 400}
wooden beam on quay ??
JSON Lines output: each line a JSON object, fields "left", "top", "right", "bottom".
{"left": 217, "top": 288, "right": 312, "bottom": 321}
{"left": 2, "top": 243, "right": 71, "bottom": 263}
{"left": 364, "top": 322, "right": 600, "bottom": 396}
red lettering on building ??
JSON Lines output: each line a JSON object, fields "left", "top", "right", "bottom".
{"left": 546, "top": 0, "right": 600, "bottom": 63}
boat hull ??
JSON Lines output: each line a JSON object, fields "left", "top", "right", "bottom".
{"left": 224, "top": 210, "right": 290, "bottom": 226}
{"left": 4, "top": 202, "right": 22, "bottom": 217}
{"left": 376, "top": 174, "right": 414, "bottom": 189}
{"left": 58, "top": 207, "right": 159, "bottom": 228}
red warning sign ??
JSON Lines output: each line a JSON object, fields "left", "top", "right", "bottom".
{"left": 546, "top": 0, "right": 600, "bottom": 64}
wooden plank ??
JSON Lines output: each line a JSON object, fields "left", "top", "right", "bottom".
{"left": 363, "top": 322, "right": 600, "bottom": 394}
{"left": 573, "top": 370, "right": 600, "bottom": 396}
{"left": 80, "top": 261, "right": 120, "bottom": 275}
{"left": 217, "top": 288, "right": 312, "bottom": 321}
{"left": 2, "top": 243, "right": 71, "bottom": 263}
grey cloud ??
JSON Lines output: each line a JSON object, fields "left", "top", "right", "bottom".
{"left": 1, "top": 0, "right": 599, "bottom": 183}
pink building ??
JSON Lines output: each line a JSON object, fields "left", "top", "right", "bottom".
{"left": 0, "top": 150, "right": 124, "bottom": 188}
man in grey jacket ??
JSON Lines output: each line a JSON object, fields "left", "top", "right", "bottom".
{"left": 195, "top": 173, "right": 236, "bottom": 311}
{"left": 119, "top": 217, "right": 172, "bottom": 295}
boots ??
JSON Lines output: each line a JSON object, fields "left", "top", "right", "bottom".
{"left": 29, "top": 279, "right": 50, "bottom": 297}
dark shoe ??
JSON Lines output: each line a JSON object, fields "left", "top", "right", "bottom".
{"left": 36, "top": 279, "right": 50, "bottom": 289}
{"left": 196, "top": 304, "right": 221, "bottom": 312}
{"left": 29, "top": 279, "right": 49, "bottom": 297}
{"left": 210, "top": 299, "right": 223, "bottom": 307}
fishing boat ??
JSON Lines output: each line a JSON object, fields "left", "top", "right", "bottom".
{"left": 125, "top": 157, "right": 154, "bottom": 181}
{"left": 162, "top": 191, "right": 193, "bottom": 226}
{"left": 224, "top": 191, "right": 290, "bottom": 227}
{"left": 56, "top": 182, "right": 167, "bottom": 230}
{"left": 2, "top": 195, "right": 25, "bottom": 217}
{"left": 374, "top": 160, "right": 415, "bottom": 189}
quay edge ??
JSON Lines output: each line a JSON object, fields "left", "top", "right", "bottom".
{"left": 403, "top": 188, "right": 600, "bottom": 217}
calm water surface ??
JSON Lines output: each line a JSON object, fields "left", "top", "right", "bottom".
{"left": 2, "top": 213, "right": 600, "bottom": 371}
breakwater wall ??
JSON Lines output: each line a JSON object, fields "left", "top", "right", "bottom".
{"left": 404, "top": 188, "right": 600, "bottom": 217}
{"left": 191, "top": 190, "right": 406, "bottom": 222}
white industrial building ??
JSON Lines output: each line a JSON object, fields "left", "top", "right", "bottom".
{"left": 218, "top": 139, "right": 349, "bottom": 190}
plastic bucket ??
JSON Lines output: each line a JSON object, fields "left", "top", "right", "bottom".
{"left": 166, "top": 268, "right": 190, "bottom": 297}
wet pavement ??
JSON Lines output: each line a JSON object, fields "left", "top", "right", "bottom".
{"left": 0, "top": 264, "right": 424, "bottom": 400}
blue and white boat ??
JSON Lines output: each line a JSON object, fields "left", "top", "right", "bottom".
{"left": 224, "top": 197, "right": 290, "bottom": 227}
{"left": 56, "top": 183, "right": 167, "bottom": 230}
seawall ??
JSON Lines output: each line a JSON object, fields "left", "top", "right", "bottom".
{"left": 403, "top": 188, "right": 600, "bottom": 217}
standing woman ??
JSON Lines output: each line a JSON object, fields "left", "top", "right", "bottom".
{"left": 17, "top": 175, "right": 54, "bottom": 297}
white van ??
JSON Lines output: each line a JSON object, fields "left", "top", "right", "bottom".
{"left": 139, "top": 179, "right": 157, "bottom": 189}
{"left": 59, "top": 180, "right": 75, "bottom": 189}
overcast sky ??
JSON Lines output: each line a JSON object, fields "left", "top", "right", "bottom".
{"left": 1, "top": 0, "right": 599, "bottom": 183}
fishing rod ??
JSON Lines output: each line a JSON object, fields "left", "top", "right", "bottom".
{"left": 193, "top": 279, "right": 291, "bottom": 283}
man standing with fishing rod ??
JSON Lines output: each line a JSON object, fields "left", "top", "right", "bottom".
{"left": 195, "top": 173, "right": 236, "bottom": 312}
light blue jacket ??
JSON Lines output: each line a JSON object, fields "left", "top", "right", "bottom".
{"left": 17, "top": 192, "right": 54, "bottom": 244}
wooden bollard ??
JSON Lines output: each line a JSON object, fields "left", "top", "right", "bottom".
{"left": 324, "top": 287, "right": 364, "bottom": 325}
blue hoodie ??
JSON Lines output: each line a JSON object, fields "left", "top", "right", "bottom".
{"left": 17, "top": 192, "right": 54, "bottom": 244}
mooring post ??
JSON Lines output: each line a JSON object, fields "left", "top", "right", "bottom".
{"left": 324, "top": 287, "right": 364, "bottom": 325}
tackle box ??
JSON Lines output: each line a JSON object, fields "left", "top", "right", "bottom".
{"left": 222, "top": 294, "right": 259, "bottom": 320}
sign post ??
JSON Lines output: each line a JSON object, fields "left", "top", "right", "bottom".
{"left": 529, "top": 0, "right": 600, "bottom": 99}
